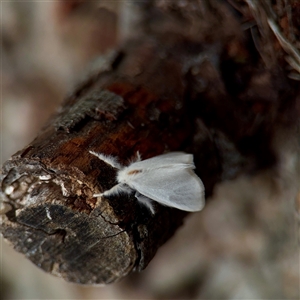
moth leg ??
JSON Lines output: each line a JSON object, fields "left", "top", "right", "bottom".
{"left": 127, "top": 151, "right": 142, "bottom": 165}
{"left": 94, "top": 183, "right": 131, "bottom": 197}
{"left": 135, "top": 192, "right": 155, "bottom": 214}
{"left": 89, "top": 151, "right": 122, "bottom": 169}
{"left": 135, "top": 151, "right": 142, "bottom": 162}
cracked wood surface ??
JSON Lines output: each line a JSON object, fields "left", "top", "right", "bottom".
{"left": 1, "top": 0, "right": 299, "bottom": 287}
{"left": 1, "top": 36, "right": 220, "bottom": 284}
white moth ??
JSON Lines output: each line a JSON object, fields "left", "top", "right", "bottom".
{"left": 89, "top": 151, "right": 205, "bottom": 214}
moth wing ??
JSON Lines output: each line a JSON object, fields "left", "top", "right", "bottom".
{"left": 128, "top": 152, "right": 194, "bottom": 170}
{"left": 129, "top": 167, "right": 205, "bottom": 211}
{"left": 154, "top": 152, "right": 194, "bottom": 164}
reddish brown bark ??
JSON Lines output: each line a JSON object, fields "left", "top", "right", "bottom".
{"left": 1, "top": 0, "right": 299, "bottom": 285}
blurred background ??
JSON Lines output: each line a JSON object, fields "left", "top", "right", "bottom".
{"left": 1, "top": 1, "right": 299, "bottom": 299}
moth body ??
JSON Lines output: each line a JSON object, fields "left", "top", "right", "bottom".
{"left": 89, "top": 151, "right": 205, "bottom": 214}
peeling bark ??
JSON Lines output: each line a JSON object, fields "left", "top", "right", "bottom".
{"left": 1, "top": 0, "right": 299, "bottom": 285}
{"left": 0, "top": 36, "right": 220, "bottom": 284}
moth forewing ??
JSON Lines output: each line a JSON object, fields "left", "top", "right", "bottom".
{"left": 127, "top": 167, "right": 205, "bottom": 211}
{"left": 125, "top": 152, "right": 194, "bottom": 170}
{"left": 90, "top": 151, "right": 205, "bottom": 213}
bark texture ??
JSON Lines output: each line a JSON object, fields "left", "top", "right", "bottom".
{"left": 0, "top": 35, "right": 221, "bottom": 284}
{"left": 1, "top": 0, "right": 299, "bottom": 287}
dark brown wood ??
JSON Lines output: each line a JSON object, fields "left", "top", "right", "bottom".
{"left": 1, "top": 0, "right": 299, "bottom": 285}
{"left": 0, "top": 35, "right": 219, "bottom": 284}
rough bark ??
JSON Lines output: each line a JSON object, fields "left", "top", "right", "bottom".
{"left": 0, "top": 35, "right": 220, "bottom": 284}
{"left": 1, "top": 0, "right": 299, "bottom": 285}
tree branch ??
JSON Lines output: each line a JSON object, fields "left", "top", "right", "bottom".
{"left": 1, "top": 0, "right": 299, "bottom": 285}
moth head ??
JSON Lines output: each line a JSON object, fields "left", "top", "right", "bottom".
{"left": 117, "top": 168, "right": 143, "bottom": 184}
